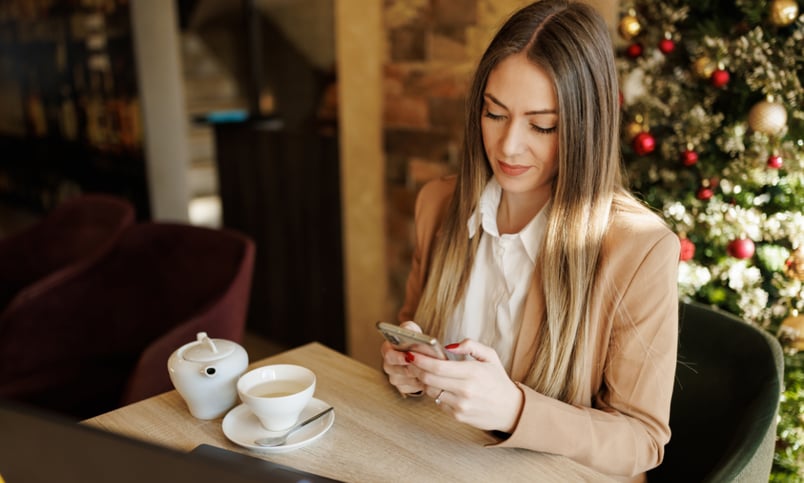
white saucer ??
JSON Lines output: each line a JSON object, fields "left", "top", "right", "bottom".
{"left": 222, "top": 398, "right": 334, "bottom": 453}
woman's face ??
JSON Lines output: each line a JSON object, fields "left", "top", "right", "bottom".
{"left": 481, "top": 54, "right": 559, "bottom": 200}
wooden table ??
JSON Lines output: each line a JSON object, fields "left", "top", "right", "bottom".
{"left": 85, "top": 343, "right": 613, "bottom": 482}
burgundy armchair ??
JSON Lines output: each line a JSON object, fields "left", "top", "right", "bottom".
{"left": 0, "top": 222, "right": 255, "bottom": 419}
{"left": 0, "top": 194, "right": 135, "bottom": 312}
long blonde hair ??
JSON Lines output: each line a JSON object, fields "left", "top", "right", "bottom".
{"left": 413, "top": 0, "right": 626, "bottom": 404}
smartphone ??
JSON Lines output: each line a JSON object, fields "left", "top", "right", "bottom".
{"left": 376, "top": 321, "right": 452, "bottom": 360}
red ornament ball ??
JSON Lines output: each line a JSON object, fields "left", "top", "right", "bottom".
{"left": 679, "top": 237, "right": 695, "bottom": 261}
{"left": 697, "top": 186, "right": 714, "bottom": 200}
{"left": 626, "top": 43, "right": 643, "bottom": 58}
{"left": 659, "top": 38, "right": 675, "bottom": 54}
{"left": 632, "top": 132, "right": 656, "bottom": 155}
{"left": 767, "top": 154, "right": 783, "bottom": 169}
{"left": 681, "top": 149, "right": 698, "bottom": 167}
{"left": 710, "top": 69, "right": 730, "bottom": 88}
{"left": 728, "top": 237, "right": 755, "bottom": 259}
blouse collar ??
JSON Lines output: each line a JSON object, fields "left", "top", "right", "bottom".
{"left": 467, "top": 177, "right": 549, "bottom": 263}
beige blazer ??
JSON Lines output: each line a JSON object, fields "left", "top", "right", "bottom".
{"left": 399, "top": 176, "right": 680, "bottom": 481}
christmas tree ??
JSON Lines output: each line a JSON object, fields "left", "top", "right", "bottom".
{"left": 615, "top": 0, "right": 803, "bottom": 479}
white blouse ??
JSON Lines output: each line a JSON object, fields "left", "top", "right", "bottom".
{"left": 445, "top": 178, "right": 548, "bottom": 371}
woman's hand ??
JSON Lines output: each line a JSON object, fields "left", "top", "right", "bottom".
{"left": 406, "top": 339, "right": 524, "bottom": 433}
{"left": 380, "top": 321, "right": 426, "bottom": 396}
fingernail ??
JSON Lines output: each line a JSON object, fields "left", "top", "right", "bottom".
{"left": 445, "top": 343, "right": 460, "bottom": 350}
{"left": 405, "top": 351, "right": 415, "bottom": 363}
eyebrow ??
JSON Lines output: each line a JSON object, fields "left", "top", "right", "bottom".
{"left": 484, "top": 93, "right": 557, "bottom": 115}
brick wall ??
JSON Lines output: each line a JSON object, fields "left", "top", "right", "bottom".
{"left": 383, "top": 0, "right": 533, "bottom": 316}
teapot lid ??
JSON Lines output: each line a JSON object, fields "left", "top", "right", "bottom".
{"left": 183, "top": 332, "right": 238, "bottom": 362}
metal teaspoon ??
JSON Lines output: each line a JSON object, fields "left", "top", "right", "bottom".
{"left": 254, "top": 406, "right": 334, "bottom": 447}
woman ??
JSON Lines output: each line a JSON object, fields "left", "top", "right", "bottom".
{"left": 381, "top": 0, "right": 680, "bottom": 481}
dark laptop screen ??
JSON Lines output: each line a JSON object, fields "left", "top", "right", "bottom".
{"left": 0, "top": 400, "right": 339, "bottom": 483}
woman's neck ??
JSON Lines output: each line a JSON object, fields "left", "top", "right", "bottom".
{"left": 497, "top": 189, "right": 550, "bottom": 234}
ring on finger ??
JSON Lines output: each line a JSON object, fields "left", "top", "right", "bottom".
{"left": 435, "top": 389, "right": 445, "bottom": 405}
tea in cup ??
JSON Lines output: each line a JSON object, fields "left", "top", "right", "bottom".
{"left": 237, "top": 364, "right": 316, "bottom": 431}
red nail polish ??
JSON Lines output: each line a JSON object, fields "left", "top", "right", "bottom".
{"left": 445, "top": 343, "right": 460, "bottom": 350}
{"left": 405, "top": 351, "right": 415, "bottom": 363}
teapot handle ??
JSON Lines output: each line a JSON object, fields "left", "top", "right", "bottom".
{"left": 196, "top": 332, "right": 219, "bottom": 354}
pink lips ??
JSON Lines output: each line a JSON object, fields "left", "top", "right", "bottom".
{"left": 498, "top": 161, "right": 531, "bottom": 176}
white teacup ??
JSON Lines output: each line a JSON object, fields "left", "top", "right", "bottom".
{"left": 237, "top": 364, "right": 316, "bottom": 431}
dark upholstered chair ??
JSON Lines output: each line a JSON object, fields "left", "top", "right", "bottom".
{"left": 0, "top": 194, "right": 135, "bottom": 312}
{"left": 648, "top": 302, "right": 783, "bottom": 482}
{"left": 0, "top": 222, "right": 255, "bottom": 419}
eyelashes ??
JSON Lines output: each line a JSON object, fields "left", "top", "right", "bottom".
{"left": 531, "top": 124, "right": 557, "bottom": 135}
{"left": 482, "top": 111, "right": 557, "bottom": 134}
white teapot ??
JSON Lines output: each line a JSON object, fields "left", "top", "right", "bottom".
{"left": 167, "top": 332, "right": 249, "bottom": 419}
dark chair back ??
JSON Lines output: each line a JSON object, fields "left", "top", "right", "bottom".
{"left": 0, "top": 222, "right": 255, "bottom": 419}
{"left": 120, "top": 223, "right": 256, "bottom": 404}
{"left": 648, "top": 302, "right": 783, "bottom": 482}
{"left": 0, "top": 194, "right": 135, "bottom": 312}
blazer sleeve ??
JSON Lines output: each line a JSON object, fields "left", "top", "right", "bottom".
{"left": 492, "top": 228, "right": 680, "bottom": 479}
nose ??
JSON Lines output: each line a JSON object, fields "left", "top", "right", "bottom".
{"left": 501, "top": 120, "right": 527, "bottom": 158}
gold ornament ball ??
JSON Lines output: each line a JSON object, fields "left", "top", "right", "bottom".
{"left": 625, "top": 122, "right": 644, "bottom": 142}
{"left": 770, "top": 0, "right": 799, "bottom": 27}
{"left": 748, "top": 99, "right": 788, "bottom": 135}
{"left": 618, "top": 15, "right": 642, "bottom": 40}
{"left": 786, "top": 247, "right": 804, "bottom": 281}
{"left": 781, "top": 314, "right": 804, "bottom": 351}
{"left": 693, "top": 57, "right": 715, "bottom": 79}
